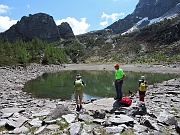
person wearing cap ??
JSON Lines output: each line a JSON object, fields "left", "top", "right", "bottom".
{"left": 74, "top": 74, "right": 86, "bottom": 111}
{"left": 138, "top": 76, "right": 148, "bottom": 102}
{"left": 114, "top": 63, "right": 126, "bottom": 102}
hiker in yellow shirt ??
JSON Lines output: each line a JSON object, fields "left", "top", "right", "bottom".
{"left": 114, "top": 64, "right": 126, "bottom": 102}
{"left": 138, "top": 76, "right": 148, "bottom": 102}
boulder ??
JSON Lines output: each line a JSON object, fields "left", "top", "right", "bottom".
{"left": 157, "top": 110, "right": 177, "bottom": 125}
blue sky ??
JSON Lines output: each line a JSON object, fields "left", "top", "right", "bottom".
{"left": 0, "top": 0, "right": 139, "bottom": 35}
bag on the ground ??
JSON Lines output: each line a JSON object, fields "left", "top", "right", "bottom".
{"left": 119, "top": 97, "right": 132, "bottom": 107}
{"left": 75, "top": 79, "right": 84, "bottom": 91}
{"left": 139, "top": 82, "right": 146, "bottom": 92}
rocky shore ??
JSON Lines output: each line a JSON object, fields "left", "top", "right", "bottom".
{"left": 0, "top": 64, "right": 180, "bottom": 135}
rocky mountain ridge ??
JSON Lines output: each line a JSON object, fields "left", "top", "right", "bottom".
{"left": 0, "top": 13, "right": 75, "bottom": 43}
{"left": 0, "top": 0, "right": 179, "bottom": 64}
{"left": 75, "top": 0, "right": 180, "bottom": 64}
{"left": 76, "top": 15, "right": 180, "bottom": 64}
{"left": 0, "top": 0, "right": 179, "bottom": 43}
{"left": 106, "top": 0, "right": 180, "bottom": 34}
{"left": 133, "top": 15, "right": 180, "bottom": 44}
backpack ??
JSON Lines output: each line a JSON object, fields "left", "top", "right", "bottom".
{"left": 139, "top": 82, "right": 146, "bottom": 92}
{"left": 75, "top": 79, "right": 84, "bottom": 91}
{"left": 119, "top": 97, "right": 132, "bottom": 107}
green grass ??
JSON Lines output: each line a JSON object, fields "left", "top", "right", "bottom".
{"left": 171, "top": 108, "right": 179, "bottom": 114}
{"left": 56, "top": 118, "right": 69, "bottom": 130}
{"left": 29, "top": 127, "right": 37, "bottom": 134}
{"left": 121, "top": 131, "right": 135, "bottom": 135}
{"left": 0, "top": 126, "right": 7, "bottom": 132}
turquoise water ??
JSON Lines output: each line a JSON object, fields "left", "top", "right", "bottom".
{"left": 22, "top": 70, "right": 180, "bottom": 101}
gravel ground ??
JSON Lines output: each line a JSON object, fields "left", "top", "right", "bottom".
{"left": 0, "top": 63, "right": 179, "bottom": 134}
{"left": 61, "top": 64, "right": 180, "bottom": 74}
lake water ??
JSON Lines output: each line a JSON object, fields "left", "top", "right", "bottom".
{"left": 23, "top": 70, "right": 179, "bottom": 101}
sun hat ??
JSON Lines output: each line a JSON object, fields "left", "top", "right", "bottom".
{"left": 114, "top": 63, "right": 120, "bottom": 68}
{"left": 141, "top": 76, "right": 146, "bottom": 80}
{"left": 76, "top": 74, "right": 81, "bottom": 78}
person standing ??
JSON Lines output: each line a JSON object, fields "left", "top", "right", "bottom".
{"left": 114, "top": 64, "right": 126, "bottom": 102}
{"left": 138, "top": 76, "right": 148, "bottom": 102}
{"left": 74, "top": 74, "right": 86, "bottom": 111}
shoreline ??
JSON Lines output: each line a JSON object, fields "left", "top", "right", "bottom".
{"left": 1, "top": 63, "right": 179, "bottom": 99}
{"left": 0, "top": 63, "right": 179, "bottom": 102}
{"left": 61, "top": 63, "right": 180, "bottom": 74}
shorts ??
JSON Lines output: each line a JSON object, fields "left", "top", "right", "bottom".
{"left": 74, "top": 91, "right": 83, "bottom": 100}
{"left": 139, "top": 90, "right": 146, "bottom": 95}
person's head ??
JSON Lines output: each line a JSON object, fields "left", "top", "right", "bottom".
{"left": 114, "top": 63, "right": 120, "bottom": 69}
{"left": 141, "top": 76, "right": 146, "bottom": 80}
{"left": 76, "top": 74, "right": 81, "bottom": 79}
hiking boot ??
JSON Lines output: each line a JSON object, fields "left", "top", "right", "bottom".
{"left": 116, "top": 99, "right": 121, "bottom": 102}
{"left": 76, "top": 105, "right": 80, "bottom": 111}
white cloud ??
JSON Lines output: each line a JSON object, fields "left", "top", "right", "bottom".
{"left": 0, "top": 16, "right": 17, "bottom": 32}
{"left": 0, "top": 5, "right": 16, "bottom": 32}
{"left": 100, "top": 21, "right": 108, "bottom": 27}
{"left": 27, "top": 4, "right": 30, "bottom": 8}
{"left": 0, "top": 4, "right": 10, "bottom": 14}
{"left": 100, "top": 12, "right": 124, "bottom": 27}
{"left": 56, "top": 17, "right": 90, "bottom": 35}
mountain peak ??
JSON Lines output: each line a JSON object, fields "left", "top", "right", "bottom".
{"left": 106, "top": 0, "right": 180, "bottom": 34}
{"left": 0, "top": 13, "right": 75, "bottom": 42}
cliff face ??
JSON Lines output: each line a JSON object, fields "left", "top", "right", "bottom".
{"left": 133, "top": 0, "right": 179, "bottom": 19}
{"left": 133, "top": 15, "right": 180, "bottom": 45}
{"left": 0, "top": 13, "right": 75, "bottom": 42}
{"left": 106, "top": 0, "right": 180, "bottom": 34}
{"left": 57, "top": 22, "right": 75, "bottom": 39}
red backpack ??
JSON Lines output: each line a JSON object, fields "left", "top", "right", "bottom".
{"left": 119, "top": 97, "right": 132, "bottom": 107}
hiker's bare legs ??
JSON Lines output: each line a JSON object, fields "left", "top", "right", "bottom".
{"left": 79, "top": 99, "right": 82, "bottom": 105}
{"left": 80, "top": 99, "right": 82, "bottom": 108}
{"left": 75, "top": 99, "right": 82, "bottom": 105}
{"left": 76, "top": 99, "right": 78, "bottom": 105}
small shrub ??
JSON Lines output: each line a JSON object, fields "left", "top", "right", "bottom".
{"left": 56, "top": 118, "right": 69, "bottom": 130}
{"left": 121, "top": 131, "right": 135, "bottom": 135}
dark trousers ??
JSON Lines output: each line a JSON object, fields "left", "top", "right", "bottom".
{"left": 115, "top": 80, "right": 123, "bottom": 100}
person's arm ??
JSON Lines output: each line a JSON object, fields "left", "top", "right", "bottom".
{"left": 73, "top": 81, "right": 75, "bottom": 90}
{"left": 139, "top": 80, "right": 142, "bottom": 86}
{"left": 82, "top": 80, "right": 86, "bottom": 87}
{"left": 122, "top": 74, "right": 126, "bottom": 80}
{"left": 117, "top": 74, "right": 126, "bottom": 82}
{"left": 145, "top": 81, "right": 148, "bottom": 88}
{"left": 118, "top": 74, "right": 126, "bottom": 82}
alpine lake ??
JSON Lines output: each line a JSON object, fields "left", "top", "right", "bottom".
{"left": 22, "top": 70, "right": 180, "bottom": 101}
